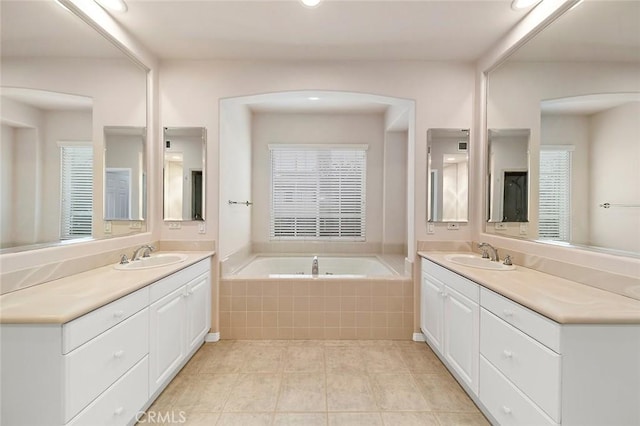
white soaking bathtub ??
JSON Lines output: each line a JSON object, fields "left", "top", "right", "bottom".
{"left": 234, "top": 255, "right": 397, "bottom": 277}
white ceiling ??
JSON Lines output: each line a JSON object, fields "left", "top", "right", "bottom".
{"left": 541, "top": 93, "right": 640, "bottom": 115}
{"left": 110, "top": 0, "right": 529, "bottom": 61}
{"left": 1, "top": 87, "right": 93, "bottom": 111}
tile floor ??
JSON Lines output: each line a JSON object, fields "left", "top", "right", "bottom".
{"left": 142, "top": 340, "right": 490, "bottom": 426}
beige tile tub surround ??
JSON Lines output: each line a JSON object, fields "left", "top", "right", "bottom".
{"left": 142, "top": 340, "right": 489, "bottom": 426}
{"left": 219, "top": 277, "right": 414, "bottom": 340}
{"left": 419, "top": 251, "right": 640, "bottom": 324}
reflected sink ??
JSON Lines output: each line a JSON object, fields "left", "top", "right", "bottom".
{"left": 115, "top": 253, "right": 188, "bottom": 270}
{"left": 444, "top": 254, "right": 515, "bottom": 271}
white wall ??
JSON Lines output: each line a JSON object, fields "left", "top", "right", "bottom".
{"left": 383, "top": 131, "right": 407, "bottom": 253}
{"left": 589, "top": 102, "right": 640, "bottom": 253}
{"left": 219, "top": 102, "right": 252, "bottom": 259}
{"left": 159, "top": 60, "right": 475, "bottom": 249}
{"left": 250, "top": 112, "right": 385, "bottom": 248}
{"left": 0, "top": 124, "right": 13, "bottom": 246}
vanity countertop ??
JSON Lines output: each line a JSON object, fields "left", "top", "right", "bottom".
{"left": 418, "top": 251, "right": 640, "bottom": 324}
{"left": 0, "top": 251, "right": 215, "bottom": 324}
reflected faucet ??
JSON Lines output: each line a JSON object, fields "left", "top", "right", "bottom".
{"left": 477, "top": 242, "right": 499, "bottom": 262}
{"left": 132, "top": 244, "right": 155, "bottom": 261}
{"left": 312, "top": 256, "right": 319, "bottom": 276}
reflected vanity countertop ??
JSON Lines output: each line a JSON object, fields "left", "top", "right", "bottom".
{"left": 418, "top": 251, "right": 640, "bottom": 324}
{"left": 0, "top": 251, "right": 215, "bottom": 324}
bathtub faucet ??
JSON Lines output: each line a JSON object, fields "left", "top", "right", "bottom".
{"left": 312, "top": 256, "right": 319, "bottom": 276}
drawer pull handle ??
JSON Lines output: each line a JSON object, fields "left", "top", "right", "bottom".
{"left": 503, "top": 350, "right": 513, "bottom": 358}
{"left": 114, "top": 350, "right": 125, "bottom": 359}
{"left": 502, "top": 406, "right": 512, "bottom": 414}
{"left": 113, "top": 310, "right": 125, "bottom": 319}
{"left": 114, "top": 407, "right": 124, "bottom": 416}
{"left": 503, "top": 309, "right": 514, "bottom": 317}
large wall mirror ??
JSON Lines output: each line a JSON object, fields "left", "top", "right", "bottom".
{"left": 485, "top": 0, "right": 640, "bottom": 256}
{"left": 427, "top": 128, "right": 469, "bottom": 223}
{"left": 0, "top": 1, "right": 148, "bottom": 253}
{"left": 163, "top": 127, "right": 206, "bottom": 221}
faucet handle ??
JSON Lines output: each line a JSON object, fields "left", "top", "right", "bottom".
{"left": 481, "top": 249, "right": 489, "bottom": 259}
{"left": 143, "top": 245, "right": 155, "bottom": 258}
{"left": 119, "top": 254, "right": 129, "bottom": 264}
{"left": 503, "top": 255, "right": 512, "bottom": 266}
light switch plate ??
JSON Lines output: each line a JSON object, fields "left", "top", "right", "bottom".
{"left": 129, "top": 221, "right": 142, "bottom": 229}
{"left": 198, "top": 222, "right": 206, "bottom": 234}
{"left": 494, "top": 223, "right": 507, "bottom": 230}
{"left": 427, "top": 222, "right": 435, "bottom": 234}
{"left": 447, "top": 223, "right": 460, "bottom": 230}
{"left": 168, "top": 222, "right": 181, "bottom": 230}
{"left": 104, "top": 221, "right": 112, "bottom": 234}
{"left": 519, "top": 223, "right": 528, "bottom": 235}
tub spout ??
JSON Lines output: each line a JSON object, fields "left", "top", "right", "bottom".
{"left": 312, "top": 256, "right": 319, "bottom": 276}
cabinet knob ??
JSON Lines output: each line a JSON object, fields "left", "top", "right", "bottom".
{"left": 114, "top": 350, "right": 125, "bottom": 359}
{"left": 113, "top": 310, "right": 125, "bottom": 319}
{"left": 502, "top": 406, "right": 512, "bottom": 414}
{"left": 503, "top": 309, "right": 513, "bottom": 317}
{"left": 503, "top": 350, "right": 513, "bottom": 358}
{"left": 114, "top": 407, "right": 124, "bottom": 416}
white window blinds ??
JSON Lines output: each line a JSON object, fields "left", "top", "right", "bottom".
{"left": 270, "top": 145, "right": 367, "bottom": 240}
{"left": 60, "top": 143, "right": 93, "bottom": 240}
{"left": 539, "top": 148, "right": 571, "bottom": 241}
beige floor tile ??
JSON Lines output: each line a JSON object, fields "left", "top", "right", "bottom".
{"left": 363, "top": 346, "right": 409, "bottom": 373}
{"left": 223, "top": 373, "right": 281, "bottom": 412}
{"left": 370, "top": 373, "right": 429, "bottom": 411}
{"left": 277, "top": 372, "right": 327, "bottom": 412}
{"left": 216, "top": 412, "right": 273, "bottom": 426}
{"left": 283, "top": 345, "right": 325, "bottom": 372}
{"left": 381, "top": 411, "right": 440, "bottom": 426}
{"left": 199, "top": 348, "right": 247, "bottom": 374}
{"left": 273, "top": 412, "right": 328, "bottom": 426}
{"left": 400, "top": 348, "right": 445, "bottom": 374}
{"left": 182, "top": 411, "right": 220, "bottom": 425}
{"left": 328, "top": 412, "right": 384, "bottom": 426}
{"left": 171, "top": 374, "right": 239, "bottom": 412}
{"left": 324, "top": 346, "right": 367, "bottom": 373}
{"left": 326, "top": 372, "right": 377, "bottom": 412}
{"left": 413, "top": 373, "right": 479, "bottom": 412}
{"left": 434, "top": 412, "right": 491, "bottom": 426}
{"left": 242, "top": 346, "right": 285, "bottom": 373}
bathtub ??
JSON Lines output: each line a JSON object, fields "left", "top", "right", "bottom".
{"left": 234, "top": 255, "right": 397, "bottom": 277}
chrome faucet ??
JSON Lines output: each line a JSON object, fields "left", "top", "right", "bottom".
{"left": 312, "top": 256, "right": 319, "bottom": 276}
{"left": 477, "top": 242, "right": 499, "bottom": 262}
{"left": 132, "top": 244, "right": 155, "bottom": 261}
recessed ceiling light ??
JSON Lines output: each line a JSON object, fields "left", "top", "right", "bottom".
{"left": 511, "top": 0, "right": 541, "bottom": 10}
{"left": 300, "top": 0, "right": 322, "bottom": 8}
{"left": 95, "top": 0, "right": 128, "bottom": 13}
{"left": 447, "top": 157, "right": 456, "bottom": 162}
{"left": 308, "top": 97, "right": 320, "bottom": 101}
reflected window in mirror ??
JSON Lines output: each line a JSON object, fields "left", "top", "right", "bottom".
{"left": 487, "top": 129, "right": 529, "bottom": 223}
{"left": 427, "top": 129, "right": 469, "bottom": 223}
{"left": 163, "top": 127, "right": 206, "bottom": 221}
{"left": 104, "top": 126, "right": 146, "bottom": 221}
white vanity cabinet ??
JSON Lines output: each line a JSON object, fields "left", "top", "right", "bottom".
{"left": 0, "top": 256, "right": 213, "bottom": 426}
{"left": 420, "top": 258, "right": 480, "bottom": 394}
{"left": 149, "top": 259, "right": 210, "bottom": 395}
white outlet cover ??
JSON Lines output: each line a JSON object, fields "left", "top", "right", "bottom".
{"left": 198, "top": 223, "right": 206, "bottom": 234}
{"left": 104, "top": 222, "right": 112, "bottom": 234}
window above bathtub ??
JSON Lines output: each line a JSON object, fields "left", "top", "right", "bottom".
{"left": 269, "top": 144, "right": 367, "bottom": 241}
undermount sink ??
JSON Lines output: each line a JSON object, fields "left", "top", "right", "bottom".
{"left": 115, "top": 253, "right": 188, "bottom": 270}
{"left": 444, "top": 254, "right": 515, "bottom": 271}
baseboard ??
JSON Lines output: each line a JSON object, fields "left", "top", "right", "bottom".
{"left": 205, "top": 332, "right": 220, "bottom": 342}
{"left": 412, "top": 332, "right": 426, "bottom": 342}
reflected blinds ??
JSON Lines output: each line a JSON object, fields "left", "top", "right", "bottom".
{"left": 270, "top": 145, "right": 367, "bottom": 240}
{"left": 60, "top": 144, "right": 93, "bottom": 240}
{"left": 539, "top": 148, "right": 571, "bottom": 241}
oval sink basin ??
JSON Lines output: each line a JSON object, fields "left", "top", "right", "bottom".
{"left": 115, "top": 253, "right": 188, "bottom": 270}
{"left": 444, "top": 254, "right": 515, "bottom": 271}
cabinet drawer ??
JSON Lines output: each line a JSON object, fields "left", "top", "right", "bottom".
{"left": 66, "top": 356, "right": 149, "bottom": 426}
{"left": 65, "top": 308, "right": 149, "bottom": 421}
{"left": 422, "top": 258, "right": 479, "bottom": 303}
{"left": 63, "top": 287, "right": 149, "bottom": 354}
{"left": 480, "top": 288, "right": 560, "bottom": 353}
{"left": 150, "top": 259, "right": 209, "bottom": 303}
{"left": 481, "top": 308, "right": 561, "bottom": 422}
{"left": 480, "top": 356, "right": 558, "bottom": 426}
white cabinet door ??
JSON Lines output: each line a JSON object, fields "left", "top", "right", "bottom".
{"left": 421, "top": 274, "right": 444, "bottom": 353}
{"left": 185, "top": 273, "right": 210, "bottom": 353}
{"left": 443, "top": 285, "right": 479, "bottom": 394}
{"left": 149, "top": 286, "right": 187, "bottom": 394}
